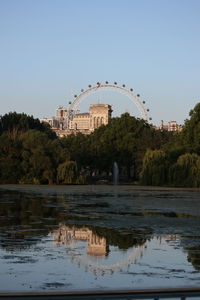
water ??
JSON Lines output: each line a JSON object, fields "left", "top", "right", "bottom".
{"left": 0, "top": 185, "right": 200, "bottom": 292}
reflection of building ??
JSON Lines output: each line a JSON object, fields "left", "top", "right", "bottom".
{"left": 52, "top": 225, "right": 109, "bottom": 256}
{"left": 156, "top": 234, "right": 178, "bottom": 246}
{"left": 41, "top": 104, "right": 112, "bottom": 137}
{"left": 87, "top": 232, "right": 108, "bottom": 256}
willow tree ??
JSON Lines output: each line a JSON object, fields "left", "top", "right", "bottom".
{"left": 170, "top": 153, "right": 200, "bottom": 187}
{"left": 20, "top": 130, "right": 55, "bottom": 184}
{"left": 140, "top": 149, "right": 169, "bottom": 186}
{"left": 57, "top": 161, "right": 78, "bottom": 184}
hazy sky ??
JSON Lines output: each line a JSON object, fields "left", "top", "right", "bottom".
{"left": 0, "top": 0, "right": 200, "bottom": 125}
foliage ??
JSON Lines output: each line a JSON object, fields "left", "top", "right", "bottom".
{"left": 0, "top": 112, "right": 56, "bottom": 139}
{"left": 140, "top": 149, "right": 169, "bottom": 186}
{"left": 180, "top": 103, "right": 200, "bottom": 153}
{"left": 57, "top": 161, "right": 78, "bottom": 184}
{"left": 1, "top": 103, "right": 200, "bottom": 187}
{"left": 170, "top": 153, "right": 200, "bottom": 187}
{"left": 86, "top": 113, "right": 173, "bottom": 180}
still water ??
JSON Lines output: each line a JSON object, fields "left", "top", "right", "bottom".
{"left": 0, "top": 185, "right": 200, "bottom": 292}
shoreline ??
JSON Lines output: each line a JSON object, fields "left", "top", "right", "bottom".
{"left": 0, "top": 184, "right": 200, "bottom": 195}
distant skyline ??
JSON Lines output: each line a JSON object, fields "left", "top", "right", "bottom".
{"left": 0, "top": 0, "right": 199, "bottom": 125}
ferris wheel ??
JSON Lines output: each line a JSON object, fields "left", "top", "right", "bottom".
{"left": 67, "top": 81, "right": 152, "bottom": 123}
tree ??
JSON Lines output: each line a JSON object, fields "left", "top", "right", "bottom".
{"left": 88, "top": 113, "right": 173, "bottom": 181}
{"left": 181, "top": 103, "right": 200, "bottom": 153}
{"left": 20, "top": 130, "right": 54, "bottom": 184}
{"left": 140, "top": 149, "right": 169, "bottom": 186}
{"left": 0, "top": 134, "right": 23, "bottom": 183}
{"left": 60, "top": 133, "right": 90, "bottom": 168}
{"left": 0, "top": 112, "right": 56, "bottom": 139}
{"left": 57, "top": 161, "right": 78, "bottom": 184}
{"left": 170, "top": 153, "right": 200, "bottom": 187}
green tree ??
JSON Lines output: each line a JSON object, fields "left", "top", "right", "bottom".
{"left": 57, "top": 160, "right": 78, "bottom": 184}
{"left": 140, "top": 149, "right": 169, "bottom": 186}
{"left": 60, "top": 133, "right": 90, "bottom": 169}
{"left": 170, "top": 153, "right": 200, "bottom": 187}
{"left": 0, "top": 112, "right": 56, "bottom": 139}
{"left": 181, "top": 103, "right": 200, "bottom": 153}
{"left": 88, "top": 113, "right": 173, "bottom": 181}
{"left": 20, "top": 130, "right": 55, "bottom": 184}
{"left": 0, "top": 134, "right": 23, "bottom": 183}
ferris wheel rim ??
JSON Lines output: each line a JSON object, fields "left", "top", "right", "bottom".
{"left": 68, "top": 82, "right": 151, "bottom": 122}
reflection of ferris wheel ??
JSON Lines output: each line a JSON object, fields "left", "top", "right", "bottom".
{"left": 67, "top": 81, "right": 151, "bottom": 123}
{"left": 51, "top": 226, "right": 148, "bottom": 276}
{"left": 68, "top": 243, "right": 147, "bottom": 276}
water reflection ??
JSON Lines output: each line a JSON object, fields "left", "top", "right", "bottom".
{"left": 0, "top": 190, "right": 67, "bottom": 251}
{"left": 51, "top": 225, "right": 181, "bottom": 276}
{"left": 52, "top": 225, "right": 109, "bottom": 256}
{"left": 0, "top": 187, "right": 200, "bottom": 291}
{"left": 51, "top": 224, "right": 147, "bottom": 275}
{"left": 187, "top": 246, "right": 200, "bottom": 271}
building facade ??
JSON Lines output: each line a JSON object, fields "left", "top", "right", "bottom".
{"left": 158, "top": 120, "right": 182, "bottom": 132}
{"left": 41, "top": 104, "right": 112, "bottom": 137}
{"left": 41, "top": 104, "right": 182, "bottom": 136}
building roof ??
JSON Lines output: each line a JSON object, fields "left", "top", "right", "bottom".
{"left": 75, "top": 113, "right": 89, "bottom": 116}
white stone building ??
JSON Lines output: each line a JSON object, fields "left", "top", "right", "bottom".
{"left": 41, "top": 104, "right": 112, "bottom": 136}
{"left": 158, "top": 120, "right": 182, "bottom": 132}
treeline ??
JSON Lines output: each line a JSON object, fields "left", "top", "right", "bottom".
{"left": 0, "top": 111, "right": 171, "bottom": 184}
{"left": 140, "top": 103, "right": 200, "bottom": 187}
{"left": 1, "top": 103, "right": 200, "bottom": 187}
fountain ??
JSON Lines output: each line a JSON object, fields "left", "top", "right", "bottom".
{"left": 113, "top": 162, "right": 119, "bottom": 185}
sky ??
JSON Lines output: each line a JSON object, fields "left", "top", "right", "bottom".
{"left": 0, "top": 0, "right": 200, "bottom": 126}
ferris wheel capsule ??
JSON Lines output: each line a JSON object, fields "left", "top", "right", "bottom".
{"left": 114, "top": 82, "right": 117, "bottom": 85}
{"left": 137, "top": 94, "right": 140, "bottom": 97}
{"left": 149, "top": 117, "right": 152, "bottom": 120}
{"left": 147, "top": 109, "right": 149, "bottom": 112}
{"left": 88, "top": 85, "right": 91, "bottom": 88}
{"left": 105, "top": 81, "right": 109, "bottom": 84}
{"left": 69, "top": 101, "right": 71, "bottom": 104}
{"left": 143, "top": 101, "right": 145, "bottom": 104}
{"left": 122, "top": 84, "right": 125, "bottom": 87}
{"left": 81, "top": 89, "right": 84, "bottom": 92}
{"left": 74, "top": 95, "right": 77, "bottom": 98}
{"left": 130, "top": 88, "right": 133, "bottom": 92}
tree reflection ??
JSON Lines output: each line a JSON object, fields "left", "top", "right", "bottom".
{"left": 2, "top": 189, "right": 200, "bottom": 274}
{"left": 51, "top": 223, "right": 150, "bottom": 251}
{"left": 186, "top": 246, "right": 200, "bottom": 271}
{"left": 51, "top": 224, "right": 150, "bottom": 275}
{"left": 0, "top": 190, "right": 67, "bottom": 251}
{"left": 0, "top": 190, "right": 152, "bottom": 252}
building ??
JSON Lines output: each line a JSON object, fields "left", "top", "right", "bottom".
{"left": 39, "top": 117, "right": 60, "bottom": 129}
{"left": 41, "top": 104, "right": 182, "bottom": 136}
{"left": 68, "top": 104, "right": 112, "bottom": 132}
{"left": 41, "top": 104, "right": 112, "bottom": 137}
{"left": 158, "top": 120, "right": 182, "bottom": 132}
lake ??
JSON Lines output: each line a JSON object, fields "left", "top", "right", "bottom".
{"left": 0, "top": 185, "right": 200, "bottom": 292}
